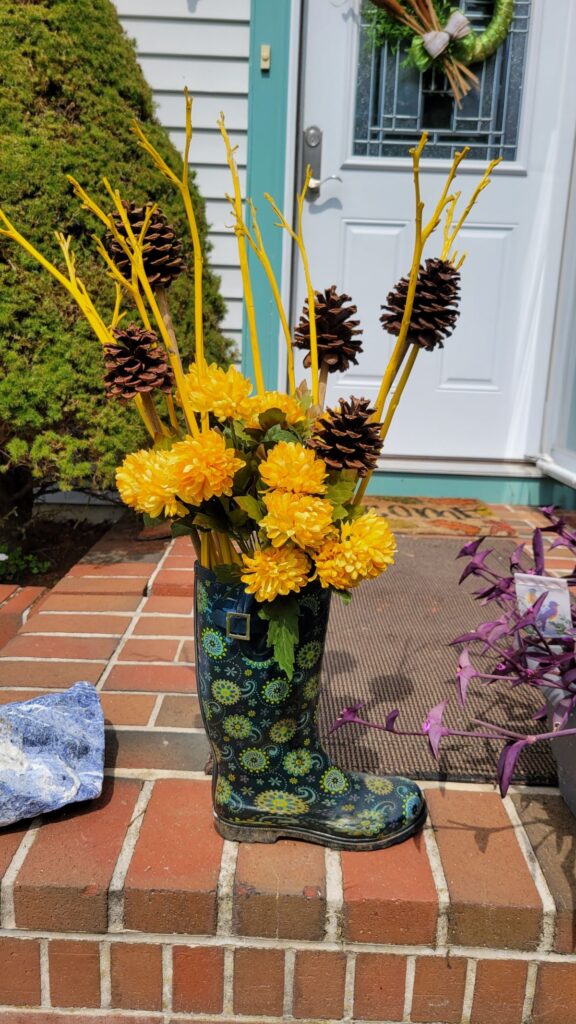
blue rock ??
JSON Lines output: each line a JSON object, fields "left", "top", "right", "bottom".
{"left": 0, "top": 682, "right": 105, "bottom": 827}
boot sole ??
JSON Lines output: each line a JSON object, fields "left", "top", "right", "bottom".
{"left": 213, "top": 801, "right": 428, "bottom": 851}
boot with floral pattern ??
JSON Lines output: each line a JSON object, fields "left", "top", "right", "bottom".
{"left": 195, "top": 564, "right": 426, "bottom": 850}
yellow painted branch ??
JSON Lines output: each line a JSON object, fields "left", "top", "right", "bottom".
{"left": 296, "top": 167, "right": 319, "bottom": 405}
{"left": 246, "top": 200, "right": 296, "bottom": 395}
{"left": 355, "top": 346, "right": 420, "bottom": 505}
{"left": 218, "top": 114, "right": 264, "bottom": 395}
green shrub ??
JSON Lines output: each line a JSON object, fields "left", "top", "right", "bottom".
{"left": 0, "top": 0, "right": 234, "bottom": 508}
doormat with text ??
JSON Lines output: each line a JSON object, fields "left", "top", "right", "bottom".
{"left": 366, "top": 496, "right": 518, "bottom": 537}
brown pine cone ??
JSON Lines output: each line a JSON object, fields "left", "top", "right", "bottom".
{"left": 105, "top": 201, "right": 186, "bottom": 289}
{"left": 104, "top": 323, "right": 174, "bottom": 400}
{"left": 293, "top": 285, "right": 363, "bottom": 373}
{"left": 380, "top": 258, "right": 461, "bottom": 351}
{"left": 309, "top": 396, "right": 382, "bottom": 476}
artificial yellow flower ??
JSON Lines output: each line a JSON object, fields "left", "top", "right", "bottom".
{"left": 241, "top": 390, "right": 306, "bottom": 429}
{"left": 170, "top": 429, "right": 243, "bottom": 506}
{"left": 116, "top": 449, "right": 186, "bottom": 519}
{"left": 241, "top": 545, "right": 311, "bottom": 602}
{"left": 260, "top": 441, "right": 327, "bottom": 495}
{"left": 261, "top": 490, "right": 334, "bottom": 550}
{"left": 185, "top": 362, "right": 253, "bottom": 420}
{"left": 313, "top": 510, "right": 396, "bottom": 589}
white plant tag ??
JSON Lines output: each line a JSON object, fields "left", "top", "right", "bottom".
{"left": 514, "top": 573, "right": 572, "bottom": 637}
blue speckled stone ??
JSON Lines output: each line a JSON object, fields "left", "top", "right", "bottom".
{"left": 0, "top": 682, "right": 104, "bottom": 827}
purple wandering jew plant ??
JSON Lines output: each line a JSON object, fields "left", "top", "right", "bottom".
{"left": 331, "top": 507, "right": 576, "bottom": 797}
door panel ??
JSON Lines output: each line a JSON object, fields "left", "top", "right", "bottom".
{"left": 296, "top": 0, "right": 576, "bottom": 463}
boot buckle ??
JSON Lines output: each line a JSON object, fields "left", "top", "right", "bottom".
{"left": 226, "top": 611, "right": 251, "bottom": 641}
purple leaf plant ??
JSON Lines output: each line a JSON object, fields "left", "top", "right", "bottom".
{"left": 330, "top": 507, "right": 576, "bottom": 797}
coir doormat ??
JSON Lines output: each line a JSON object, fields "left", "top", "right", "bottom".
{"left": 366, "top": 495, "right": 517, "bottom": 537}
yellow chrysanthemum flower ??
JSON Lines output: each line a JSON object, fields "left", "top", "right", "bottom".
{"left": 313, "top": 510, "right": 396, "bottom": 589}
{"left": 185, "top": 362, "right": 253, "bottom": 420}
{"left": 116, "top": 449, "right": 186, "bottom": 520}
{"left": 261, "top": 490, "right": 334, "bottom": 549}
{"left": 241, "top": 545, "right": 311, "bottom": 602}
{"left": 241, "top": 391, "right": 306, "bottom": 429}
{"left": 170, "top": 430, "right": 243, "bottom": 506}
{"left": 260, "top": 441, "right": 327, "bottom": 495}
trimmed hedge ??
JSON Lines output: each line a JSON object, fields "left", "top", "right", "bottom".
{"left": 0, "top": 0, "right": 234, "bottom": 499}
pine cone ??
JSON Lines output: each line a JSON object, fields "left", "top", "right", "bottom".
{"left": 104, "top": 323, "right": 174, "bottom": 400}
{"left": 309, "top": 396, "right": 382, "bottom": 476}
{"left": 105, "top": 201, "right": 186, "bottom": 289}
{"left": 294, "top": 286, "right": 363, "bottom": 373}
{"left": 380, "top": 258, "right": 461, "bottom": 351}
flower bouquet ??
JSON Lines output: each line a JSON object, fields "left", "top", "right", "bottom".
{"left": 0, "top": 94, "right": 498, "bottom": 849}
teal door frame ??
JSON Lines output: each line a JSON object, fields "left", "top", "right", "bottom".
{"left": 243, "top": 0, "right": 293, "bottom": 390}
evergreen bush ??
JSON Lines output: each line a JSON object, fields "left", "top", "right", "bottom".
{"left": 0, "top": 0, "right": 234, "bottom": 512}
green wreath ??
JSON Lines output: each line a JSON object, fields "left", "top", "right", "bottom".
{"left": 366, "top": 0, "right": 515, "bottom": 71}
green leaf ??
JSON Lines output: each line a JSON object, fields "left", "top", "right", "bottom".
{"left": 258, "top": 596, "right": 300, "bottom": 679}
{"left": 335, "top": 588, "right": 352, "bottom": 605}
{"left": 330, "top": 504, "right": 349, "bottom": 522}
{"left": 326, "top": 477, "right": 357, "bottom": 506}
{"left": 263, "top": 425, "right": 300, "bottom": 445}
{"left": 170, "top": 519, "right": 195, "bottom": 538}
{"left": 192, "top": 512, "right": 224, "bottom": 532}
{"left": 234, "top": 495, "right": 264, "bottom": 523}
{"left": 258, "top": 408, "right": 287, "bottom": 431}
{"left": 213, "top": 563, "right": 243, "bottom": 585}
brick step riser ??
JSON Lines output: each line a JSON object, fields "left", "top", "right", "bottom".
{"left": 0, "top": 935, "right": 572, "bottom": 1022}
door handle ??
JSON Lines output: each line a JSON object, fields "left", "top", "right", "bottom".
{"left": 303, "top": 126, "right": 342, "bottom": 199}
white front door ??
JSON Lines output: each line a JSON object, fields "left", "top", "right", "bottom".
{"left": 295, "top": 0, "right": 576, "bottom": 468}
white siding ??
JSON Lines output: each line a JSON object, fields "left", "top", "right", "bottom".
{"left": 114, "top": 0, "right": 249, "bottom": 358}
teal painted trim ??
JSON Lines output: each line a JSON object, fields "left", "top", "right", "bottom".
{"left": 363, "top": 473, "right": 576, "bottom": 509}
{"left": 243, "top": 0, "right": 292, "bottom": 389}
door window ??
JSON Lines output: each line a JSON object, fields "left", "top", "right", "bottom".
{"left": 354, "top": 0, "right": 531, "bottom": 161}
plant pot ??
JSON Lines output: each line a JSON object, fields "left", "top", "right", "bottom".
{"left": 193, "top": 562, "right": 426, "bottom": 850}
{"left": 545, "top": 685, "right": 576, "bottom": 817}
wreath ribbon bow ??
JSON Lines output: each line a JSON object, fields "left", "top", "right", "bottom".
{"left": 422, "top": 11, "right": 471, "bottom": 60}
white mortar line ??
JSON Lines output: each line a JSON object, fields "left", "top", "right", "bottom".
{"left": 108, "top": 781, "right": 155, "bottom": 931}
{"left": 18, "top": 631, "right": 130, "bottom": 639}
{"left": 26, "top": 610, "right": 142, "bottom": 617}
{"left": 175, "top": 639, "right": 185, "bottom": 661}
{"left": 0, "top": 819, "right": 42, "bottom": 929}
{"left": 461, "top": 957, "right": 477, "bottom": 1023}
{"left": 324, "top": 849, "right": 344, "bottom": 943}
{"left": 95, "top": 543, "right": 174, "bottom": 693}
{"left": 216, "top": 841, "right": 239, "bottom": 936}
{"left": 343, "top": 952, "right": 356, "bottom": 1021}
{"left": 521, "top": 960, "right": 539, "bottom": 1024}
{"left": 3, "top": 926, "right": 576, "bottom": 963}
{"left": 100, "top": 942, "right": 111, "bottom": 1009}
{"left": 283, "top": 948, "right": 295, "bottom": 1018}
{"left": 222, "top": 946, "right": 235, "bottom": 1016}
{"left": 40, "top": 938, "right": 50, "bottom": 1008}
{"left": 162, "top": 945, "right": 173, "bottom": 1014}
{"left": 105, "top": 768, "right": 210, "bottom": 781}
{"left": 402, "top": 954, "right": 416, "bottom": 1023}
{"left": 423, "top": 824, "right": 450, "bottom": 949}
{"left": 503, "top": 796, "right": 556, "bottom": 952}
{"left": 0, "top": 657, "right": 108, "bottom": 664}
{"left": 105, "top": 724, "right": 205, "bottom": 734}
{"left": 147, "top": 695, "right": 164, "bottom": 727}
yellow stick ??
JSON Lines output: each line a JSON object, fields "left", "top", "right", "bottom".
{"left": 131, "top": 93, "right": 207, "bottom": 377}
{"left": 218, "top": 114, "right": 265, "bottom": 395}
{"left": 245, "top": 199, "right": 296, "bottom": 395}
{"left": 265, "top": 167, "right": 319, "bottom": 403}
{"left": 101, "top": 180, "right": 200, "bottom": 439}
